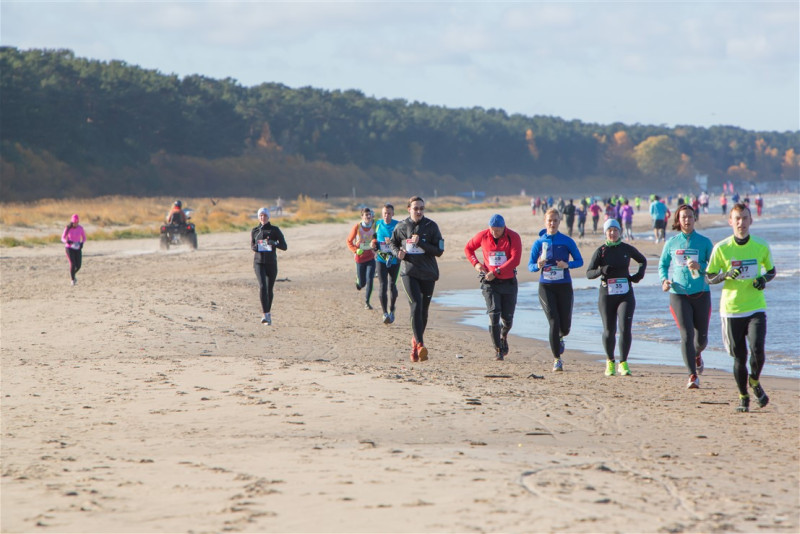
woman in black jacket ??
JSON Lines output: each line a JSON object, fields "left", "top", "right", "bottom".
{"left": 586, "top": 219, "right": 647, "bottom": 377}
{"left": 251, "top": 207, "right": 287, "bottom": 325}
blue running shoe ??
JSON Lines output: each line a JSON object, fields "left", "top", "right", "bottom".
{"left": 552, "top": 358, "right": 563, "bottom": 372}
{"left": 559, "top": 337, "right": 565, "bottom": 355}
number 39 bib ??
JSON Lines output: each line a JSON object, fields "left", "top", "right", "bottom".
{"left": 488, "top": 251, "right": 506, "bottom": 267}
{"left": 607, "top": 278, "right": 630, "bottom": 295}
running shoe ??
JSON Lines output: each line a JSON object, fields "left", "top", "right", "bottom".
{"left": 618, "top": 361, "right": 631, "bottom": 376}
{"left": 383, "top": 312, "right": 391, "bottom": 324}
{"left": 552, "top": 358, "right": 563, "bottom": 372}
{"left": 261, "top": 313, "right": 271, "bottom": 325}
{"left": 71, "top": 279, "right": 77, "bottom": 286}
{"left": 736, "top": 394, "right": 750, "bottom": 413}
{"left": 388, "top": 312, "right": 395, "bottom": 324}
{"left": 604, "top": 360, "right": 616, "bottom": 376}
{"left": 749, "top": 377, "right": 769, "bottom": 408}
{"left": 417, "top": 342, "right": 429, "bottom": 362}
{"left": 500, "top": 336, "right": 509, "bottom": 357}
{"left": 686, "top": 374, "right": 699, "bottom": 389}
{"left": 495, "top": 349, "right": 504, "bottom": 361}
{"left": 364, "top": 302, "right": 373, "bottom": 310}
{"left": 355, "top": 278, "right": 362, "bottom": 291}
{"left": 410, "top": 338, "right": 419, "bottom": 362}
{"left": 696, "top": 353, "right": 704, "bottom": 375}
{"left": 559, "top": 337, "right": 565, "bottom": 355}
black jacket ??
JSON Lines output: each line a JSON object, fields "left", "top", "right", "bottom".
{"left": 251, "top": 223, "right": 287, "bottom": 264}
{"left": 389, "top": 216, "right": 444, "bottom": 281}
{"left": 586, "top": 242, "right": 647, "bottom": 285}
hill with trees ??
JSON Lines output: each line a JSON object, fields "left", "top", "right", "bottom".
{"left": 1, "top": 47, "right": 798, "bottom": 201}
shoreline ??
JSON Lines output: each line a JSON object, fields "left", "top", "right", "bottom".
{"left": 2, "top": 202, "right": 798, "bottom": 533}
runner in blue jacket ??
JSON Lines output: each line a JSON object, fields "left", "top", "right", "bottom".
{"left": 528, "top": 208, "right": 584, "bottom": 371}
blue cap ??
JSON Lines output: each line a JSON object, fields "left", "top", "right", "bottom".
{"left": 603, "top": 219, "right": 621, "bottom": 232}
{"left": 489, "top": 214, "right": 505, "bottom": 228}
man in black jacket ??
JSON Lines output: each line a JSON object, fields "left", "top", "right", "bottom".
{"left": 389, "top": 196, "right": 444, "bottom": 362}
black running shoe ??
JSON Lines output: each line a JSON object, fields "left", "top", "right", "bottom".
{"left": 750, "top": 378, "right": 769, "bottom": 408}
{"left": 736, "top": 395, "right": 750, "bottom": 413}
{"left": 500, "top": 336, "right": 509, "bottom": 356}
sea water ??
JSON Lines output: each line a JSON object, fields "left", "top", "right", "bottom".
{"left": 436, "top": 196, "right": 800, "bottom": 378}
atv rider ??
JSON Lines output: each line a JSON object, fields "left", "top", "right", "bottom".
{"left": 166, "top": 200, "right": 187, "bottom": 226}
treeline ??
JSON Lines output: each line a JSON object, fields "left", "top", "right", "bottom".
{"left": 1, "top": 47, "right": 798, "bottom": 201}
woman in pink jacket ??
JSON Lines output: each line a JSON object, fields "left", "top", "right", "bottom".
{"left": 61, "top": 214, "right": 87, "bottom": 285}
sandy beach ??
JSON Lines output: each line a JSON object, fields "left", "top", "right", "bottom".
{"left": 2, "top": 202, "right": 798, "bottom": 533}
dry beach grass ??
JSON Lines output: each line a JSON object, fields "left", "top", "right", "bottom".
{"left": 1, "top": 201, "right": 798, "bottom": 533}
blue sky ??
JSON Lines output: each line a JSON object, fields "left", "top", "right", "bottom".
{"left": 2, "top": 1, "right": 798, "bottom": 132}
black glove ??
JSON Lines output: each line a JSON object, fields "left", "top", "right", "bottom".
{"left": 67, "top": 240, "right": 73, "bottom": 245}
{"left": 77, "top": 242, "right": 83, "bottom": 250}
{"left": 725, "top": 268, "right": 741, "bottom": 280}
{"left": 268, "top": 239, "right": 278, "bottom": 247}
{"left": 752, "top": 276, "right": 767, "bottom": 290}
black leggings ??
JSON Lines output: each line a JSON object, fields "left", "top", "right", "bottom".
{"left": 376, "top": 260, "right": 400, "bottom": 313}
{"left": 401, "top": 275, "right": 435, "bottom": 346}
{"left": 66, "top": 248, "right": 82, "bottom": 280}
{"left": 669, "top": 292, "right": 711, "bottom": 374}
{"left": 723, "top": 313, "right": 767, "bottom": 396}
{"left": 538, "top": 283, "right": 573, "bottom": 358}
{"left": 254, "top": 262, "right": 277, "bottom": 313}
{"left": 598, "top": 288, "right": 636, "bottom": 362}
{"left": 356, "top": 260, "right": 376, "bottom": 304}
{"left": 482, "top": 279, "right": 517, "bottom": 350}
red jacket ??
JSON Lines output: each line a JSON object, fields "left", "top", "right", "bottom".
{"left": 464, "top": 227, "right": 522, "bottom": 280}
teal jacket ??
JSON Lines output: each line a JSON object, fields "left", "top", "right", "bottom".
{"left": 658, "top": 231, "right": 713, "bottom": 294}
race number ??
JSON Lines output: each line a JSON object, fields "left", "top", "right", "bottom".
{"left": 488, "top": 251, "right": 506, "bottom": 267}
{"left": 405, "top": 239, "right": 424, "bottom": 254}
{"left": 731, "top": 259, "right": 758, "bottom": 280}
{"left": 257, "top": 239, "right": 272, "bottom": 252}
{"left": 607, "top": 278, "right": 630, "bottom": 295}
{"left": 673, "top": 249, "right": 699, "bottom": 267}
{"left": 541, "top": 266, "right": 564, "bottom": 281}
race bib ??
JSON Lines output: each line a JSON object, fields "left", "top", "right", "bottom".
{"left": 488, "top": 251, "right": 506, "bottom": 267}
{"left": 731, "top": 259, "right": 758, "bottom": 280}
{"left": 379, "top": 242, "right": 391, "bottom": 253}
{"left": 541, "top": 266, "right": 564, "bottom": 281}
{"left": 257, "top": 239, "right": 272, "bottom": 252}
{"left": 673, "top": 249, "right": 699, "bottom": 267}
{"left": 607, "top": 278, "right": 630, "bottom": 295}
{"left": 405, "top": 239, "right": 424, "bottom": 254}
{"left": 70, "top": 242, "right": 81, "bottom": 250}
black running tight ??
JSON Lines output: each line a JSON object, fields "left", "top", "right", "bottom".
{"left": 598, "top": 289, "right": 636, "bottom": 362}
{"left": 401, "top": 275, "right": 435, "bottom": 346}
{"left": 538, "top": 283, "right": 573, "bottom": 359}
{"left": 723, "top": 313, "right": 767, "bottom": 396}
{"left": 669, "top": 292, "right": 711, "bottom": 375}
{"left": 376, "top": 261, "right": 399, "bottom": 313}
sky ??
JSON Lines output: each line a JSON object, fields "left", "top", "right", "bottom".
{"left": 2, "top": 1, "right": 798, "bottom": 132}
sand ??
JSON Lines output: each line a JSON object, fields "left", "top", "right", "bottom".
{"left": 2, "top": 203, "right": 798, "bottom": 533}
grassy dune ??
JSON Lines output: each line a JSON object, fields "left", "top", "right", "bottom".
{"left": 0, "top": 194, "right": 521, "bottom": 247}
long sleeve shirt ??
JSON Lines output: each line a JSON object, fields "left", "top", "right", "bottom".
{"left": 527, "top": 230, "right": 583, "bottom": 284}
{"left": 464, "top": 227, "right": 522, "bottom": 280}
{"left": 389, "top": 216, "right": 444, "bottom": 281}
{"left": 61, "top": 225, "right": 86, "bottom": 249}
{"left": 658, "top": 231, "right": 713, "bottom": 295}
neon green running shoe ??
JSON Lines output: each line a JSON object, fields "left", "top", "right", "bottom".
{"left": 604, "top": 360, "right": 615, "bottom": 376}
{"left": 618, "top": 361, "right": 631, "bottom": 376}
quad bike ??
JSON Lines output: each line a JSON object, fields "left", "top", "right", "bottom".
{"left": 160, "top": 211, "right": 197, "bottom": 250}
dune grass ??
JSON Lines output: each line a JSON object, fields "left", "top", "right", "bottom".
{"left": 0, "top": 194, "right": 525, "bottom": 247}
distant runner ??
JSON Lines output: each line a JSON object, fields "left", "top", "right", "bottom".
{"left": 61, "top": 214, "right": 87, "bottom": 286}
{"left": 375, "top": 204, "right": 400, "bottom": 324}
{"left": 346, "top": 207, "right": 377, "bottom": 310}
{"left": 251, "top": 208, "right": 287, "bottom": 325}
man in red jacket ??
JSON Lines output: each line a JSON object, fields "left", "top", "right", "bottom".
{"left": 464, "top": 214, "right": 523, "bottom": 360}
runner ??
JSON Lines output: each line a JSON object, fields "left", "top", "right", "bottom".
{"left": 251, "top": 207, "right": 287, "bottom": 325}
{"left": 649, "top": 195, "right": 668, "bottom": 243}
{"left": 576, "top": 201, "right": 587, "bottom": 238}
{"left": 464, "top": 214, "right": 523, "bottom": 360}
{"left": 658, "top": 205, "right": 714, "bottom": 389}
{"left": 389, "top": 196, "right": 445, "bottom": 363}
{"left": 719, "top": 192, "right": 728, "bottom": 215}
{"left": 754, "top": 193, "right": 764, "bottom": 217}
{"left": 528, "top": 208, "right": 584, "bottom": 372}
{"left": 563, "top": 199, "right": 576, "bottom": 237}
{"left": 61, "top": 214, "right": 87, "bottom": 286}
{"left": 346, "top": 207, "right": 377, "bottom": 310}
{"left": 589, "top": 200, "right": 601, "bottom": 234}
{"left": 619, "top": 199, "right": 634, "bottom": 241}
{"left": 374, "top": 204, "right": 400, "bottom": 324}
{"left": 706, "top": 202, "right": 775, "bottom": 412}
{"left": 586, "top": 219, "right": 647, "bottom": 376}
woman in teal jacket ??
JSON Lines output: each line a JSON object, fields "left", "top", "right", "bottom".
{"left": 659, "top": 204, "right": 714, "bottom": 389}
